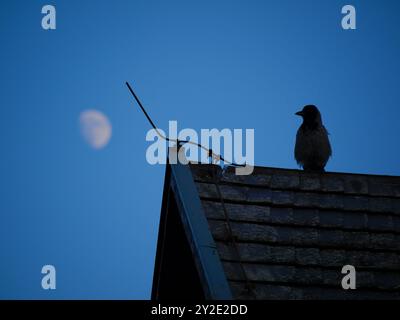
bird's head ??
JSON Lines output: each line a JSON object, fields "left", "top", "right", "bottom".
{"left": 295, "top": 105, "right": 322, "bottom": 127}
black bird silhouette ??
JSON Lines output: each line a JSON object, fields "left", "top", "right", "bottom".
{"left": 294, "top": 105, "right": 332, "bottom": 172}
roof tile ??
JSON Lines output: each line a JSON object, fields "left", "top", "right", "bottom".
{"left": 300, "top": 174, "right": 321, "bottom": 191}
{"left": 319, "top": 210, "right": 344, "bottom": 228}
{"left": 342, "top": 212, "right": 367, "bottom": 230}
{"left": 270, "top": 173, "right": 300, "bottom": 189}
{"left": 320, "top": 175, "right": 344, "bottom": 192}
{"left": 343, "top": 176, "right": 369, "bottom": 194}
{"left": 367, "top": 214, "right": 394, "bottom": 232}
{"left": 295, "top": 248, "right": 321, "bottom": 265}
{"left": 343, "top": 196, "right": 369, "bottom": 211}
{"left": 369, "top": 197, "right": 393, "bottom": 213}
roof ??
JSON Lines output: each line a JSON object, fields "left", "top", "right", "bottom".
{"left": 152, "top": 161, "right": 400, "bottom": 300}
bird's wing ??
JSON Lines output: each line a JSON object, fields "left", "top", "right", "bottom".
{"left": 294, "top": 127, "right": 310, "bottom": 165}
{"left": 322, "top": 126, "right": 332, "bottom": 157}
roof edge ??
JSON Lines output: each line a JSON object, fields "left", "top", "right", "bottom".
{"left": 170, "top": 162, "right": 233, "bottom": 300}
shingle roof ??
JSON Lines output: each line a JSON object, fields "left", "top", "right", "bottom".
{"left": 152, "top": 162, "right": 400, "bottom": 300}
{"left": 191, "top": 164, "right": 400, "bottom": 300}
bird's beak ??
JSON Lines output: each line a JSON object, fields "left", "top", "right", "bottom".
{"left": 295, "top": 111, "right": 303, "bottom": 116}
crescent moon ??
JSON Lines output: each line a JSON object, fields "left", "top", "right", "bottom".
{"left": 79, "top": 110, "right": 112, "bottom": 149}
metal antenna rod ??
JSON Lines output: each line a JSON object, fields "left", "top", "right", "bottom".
{"left": 125, "top": 81, "right": 246, "bottom": 167}
{"left": 126, "top": 81, "right": 173, "bottom": 142}
{"left": 126, "top": 82, "right": 157, "bottom": 131}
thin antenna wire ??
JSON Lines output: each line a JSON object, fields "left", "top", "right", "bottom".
{"left": 125, "top": 81, "right": 246, "bottom": 167}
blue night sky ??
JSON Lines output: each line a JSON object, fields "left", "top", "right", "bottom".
{"left": 0, "top": 0, "right": 399, "bottom": 299}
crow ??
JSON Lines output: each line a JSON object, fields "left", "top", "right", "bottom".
{"left": 294, "top": 105, "right": 332, "bottom": 172}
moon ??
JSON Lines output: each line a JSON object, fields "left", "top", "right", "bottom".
{"left": 79, "top": 110, "right": 112, "bottom": 149}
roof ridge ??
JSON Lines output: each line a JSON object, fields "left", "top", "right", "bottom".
{"left": 189, "top": 163, "right": 400, "bottom": 179}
